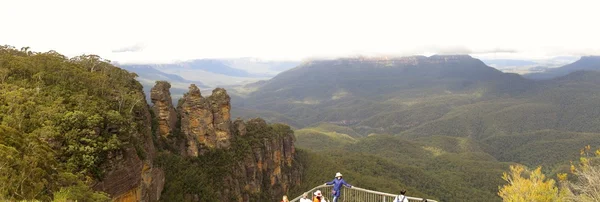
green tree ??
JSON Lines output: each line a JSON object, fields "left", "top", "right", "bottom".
{"left": 0, "top": 45, "right": 141, "bottom": 200}
{"left": 0, "top": 125, "right": 56, "bottom": 201}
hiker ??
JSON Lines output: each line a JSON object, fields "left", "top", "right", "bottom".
{"left": 313, "top": 190, "right": 327, "bottom": 202}
{"left": 300, "top": 192, "right": 312, "bottom": 202}
{"left": 324, "top": 172, "right": 352, "bottom": 202}
{"left": 281, "top": 195, "right": 290, "bottom": 202}
{"left": 393, "top": 190, "right": 409, "bottom": 202}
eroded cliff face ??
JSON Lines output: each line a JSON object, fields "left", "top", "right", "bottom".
{"left": 150, "top": 81, "right": 177, "bottom": 138}
{"left": 208, "top": 118, "right": 301, "bottom": 201}
{"left": 209, "top": 88, "right": 232, "bottom": 149}
{"left": 150, "top": 82, "right": 301, "bottom": 201}
{"left": 114, "top": 82, "right": 302, "bottom": 201}
{"left": 226, "top": 118, "right": 301, "bottom": 202}
{"left": 178, "top": 84, "right": 232, "bottom": 156}
{"left": 93, "top": 87, "right": 165, "bottom": 202}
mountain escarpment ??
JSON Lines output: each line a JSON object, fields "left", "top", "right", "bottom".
{"left": 151, "top": 82, "right": 302, "bottom": 201}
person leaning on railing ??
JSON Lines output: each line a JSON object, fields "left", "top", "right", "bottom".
{"left": 324, "top": 172, "right": 352, "bottom": 202}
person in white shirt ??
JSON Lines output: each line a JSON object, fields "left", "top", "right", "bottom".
{"left": 393, "top": 190, "right": 409, "bottom": 202}
{"left": 299, "top": 192, "right": 312, "bottom": 202}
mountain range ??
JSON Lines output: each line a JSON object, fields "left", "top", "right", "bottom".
{"left": 118, "top": 58, "right": 299, "bottom": 86}
{"left": 120, "top": 53, "right": 600, "bottom": 201}
{"left": 524, "top": 56, "right": 600, "bottom": 79}
{"left": 4, "top": 44, "right": 600, "bottom": 202}
{"left": 118, "top": 58, "right": 300, "bottom": 103}
{"left": 481, "top": 56, "right": 578, "bottom": 75}
{"left": 230, "top": 54, "right": 600, "bottom": 201}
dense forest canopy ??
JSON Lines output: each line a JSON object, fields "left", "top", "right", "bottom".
{"left": 0, "top": 46, "right": 147, "bottom": 201}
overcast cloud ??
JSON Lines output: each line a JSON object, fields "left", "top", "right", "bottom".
{"left": 112, "top": 43, "right": 145, "bottom": 53}
{"left": 1, "top": 0, "right": 599, "bottom": 63}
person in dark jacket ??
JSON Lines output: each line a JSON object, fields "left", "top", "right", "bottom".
{"left": 324, "top": 172, "right": 352, "bottom": 202}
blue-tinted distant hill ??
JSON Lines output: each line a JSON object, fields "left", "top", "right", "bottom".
{"left": 524, "top": 56, "right": 600, "bottom": 80}
{"left": 119, "top": 65, "right": 209, "bottom": 104}
{"left": 120, "top": 65, "right": 206, "bottom": 85}
{"left": 119, "top": 58, "right": 299, "bottom": 86}
{"left": 118, "top": 58, "right": 300, "bottom": 103}
{"left": 482, "top": 59, "right": 537, "bottom": 68}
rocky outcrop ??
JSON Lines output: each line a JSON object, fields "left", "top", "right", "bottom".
{"left": 107, "top": 81, "right": 301, "bottom": 201}
{"left": 163, "top": 83, "right": 300, "bottom": 201}
{"left": 150, "top": 81, "right": 177, "bottom": 138}
{"left": 223, "top": 118, "right": 301, "bottom": 202}
{"left": 233, "top": 118, "right": 247, "bottom": 137}
{"left": 178, "top": 84, "right": 232, "bottom": 156}
{"left": 209, "top": 88, "right": 232, "bottom": 148}
{"left": 94, "top": 89, "right": 164, "bottom": 202}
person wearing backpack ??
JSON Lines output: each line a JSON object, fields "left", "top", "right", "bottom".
{"left": 394, "top": 190, "right": 409, "bottom": 202}
{"left": 324, "top": 172, "right": 352, "bottom": 202}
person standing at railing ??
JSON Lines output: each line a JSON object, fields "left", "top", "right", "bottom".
{"left": 324, "top": 172, "right": 352, "bottom": 202}
{"left": 299, "top": 192, "right": 312, "bottom": 202}
{"left": 393, "top": 190, "right": 409, "bottom": 202}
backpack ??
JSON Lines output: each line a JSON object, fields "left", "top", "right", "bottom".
{"left": 396, "top": 195, "right": 406, "bottom": 202}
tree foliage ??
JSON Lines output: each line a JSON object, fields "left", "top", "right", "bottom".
{"left": 498, "top": 164, "right": 563, "bottom": 202}
{"left": 0, "top": 45, "right": 147, "bottom": 200}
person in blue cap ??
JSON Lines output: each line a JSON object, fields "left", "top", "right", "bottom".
{"left": 325, "top": 172, "right": 352, "bottom": 202}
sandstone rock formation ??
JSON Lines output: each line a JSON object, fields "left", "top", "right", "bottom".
{"left": 150, "top": 81, "right": 177, "bottom": 138}
{"left": 103, "top": 81, "right": 301, "bottom": 201}
{"left": 209, "top": 88, "right": 232, "bottom": 148}
{"left": 208, "top": 118, "right": 301, "bottom": 202}
{"left": 178, "top": 84, "right": 232, "bottom": 156}
{"left": 231, "top": 118, "right": 300, "bottom": 201}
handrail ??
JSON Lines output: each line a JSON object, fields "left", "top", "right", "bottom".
{"left": 290, "top": 184, "right": 437, "bottom": 202}
{"left": 290, "top": 184, "right": 330, "bottom": 202}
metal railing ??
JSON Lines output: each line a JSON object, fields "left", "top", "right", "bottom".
{"left": 290, "top": 185, "right": 437, "bottom": 202}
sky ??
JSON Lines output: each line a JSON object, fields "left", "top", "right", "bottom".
{"left": 2, "top": 0, "right": 600, "bottom": 64}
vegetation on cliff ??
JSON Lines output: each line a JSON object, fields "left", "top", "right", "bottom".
{"left": 0, "top": 46, "right": 148, "bottom": 201}
{"left": 156, "top": 119, "right": 299, "bottom": 201}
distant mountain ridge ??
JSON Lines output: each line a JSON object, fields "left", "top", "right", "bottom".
{"left": 232, "top": 54, "right": 600, "bottom": 136}
{"left": 245, "top": 54, "right": 530, "bottom": 101}
{"left": 118, "top": 58, "right": 300, "bottom": 104}
{"left": 119, "top": 58, "right": 299, "bottom": 80}
{"left": 121, "top": 65, "right": 206, "bottom": 85}
{"left": 524, "top": 56, "right": 600, "bottom": 80}
{"left": 228, "top": 54, "right": 600, "bottom": 202}
{"left": 231, "top": 54, "right": 534, "bottom": 128}
{"left": 482, "top": 59, "right": 537, "bottom": 68}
